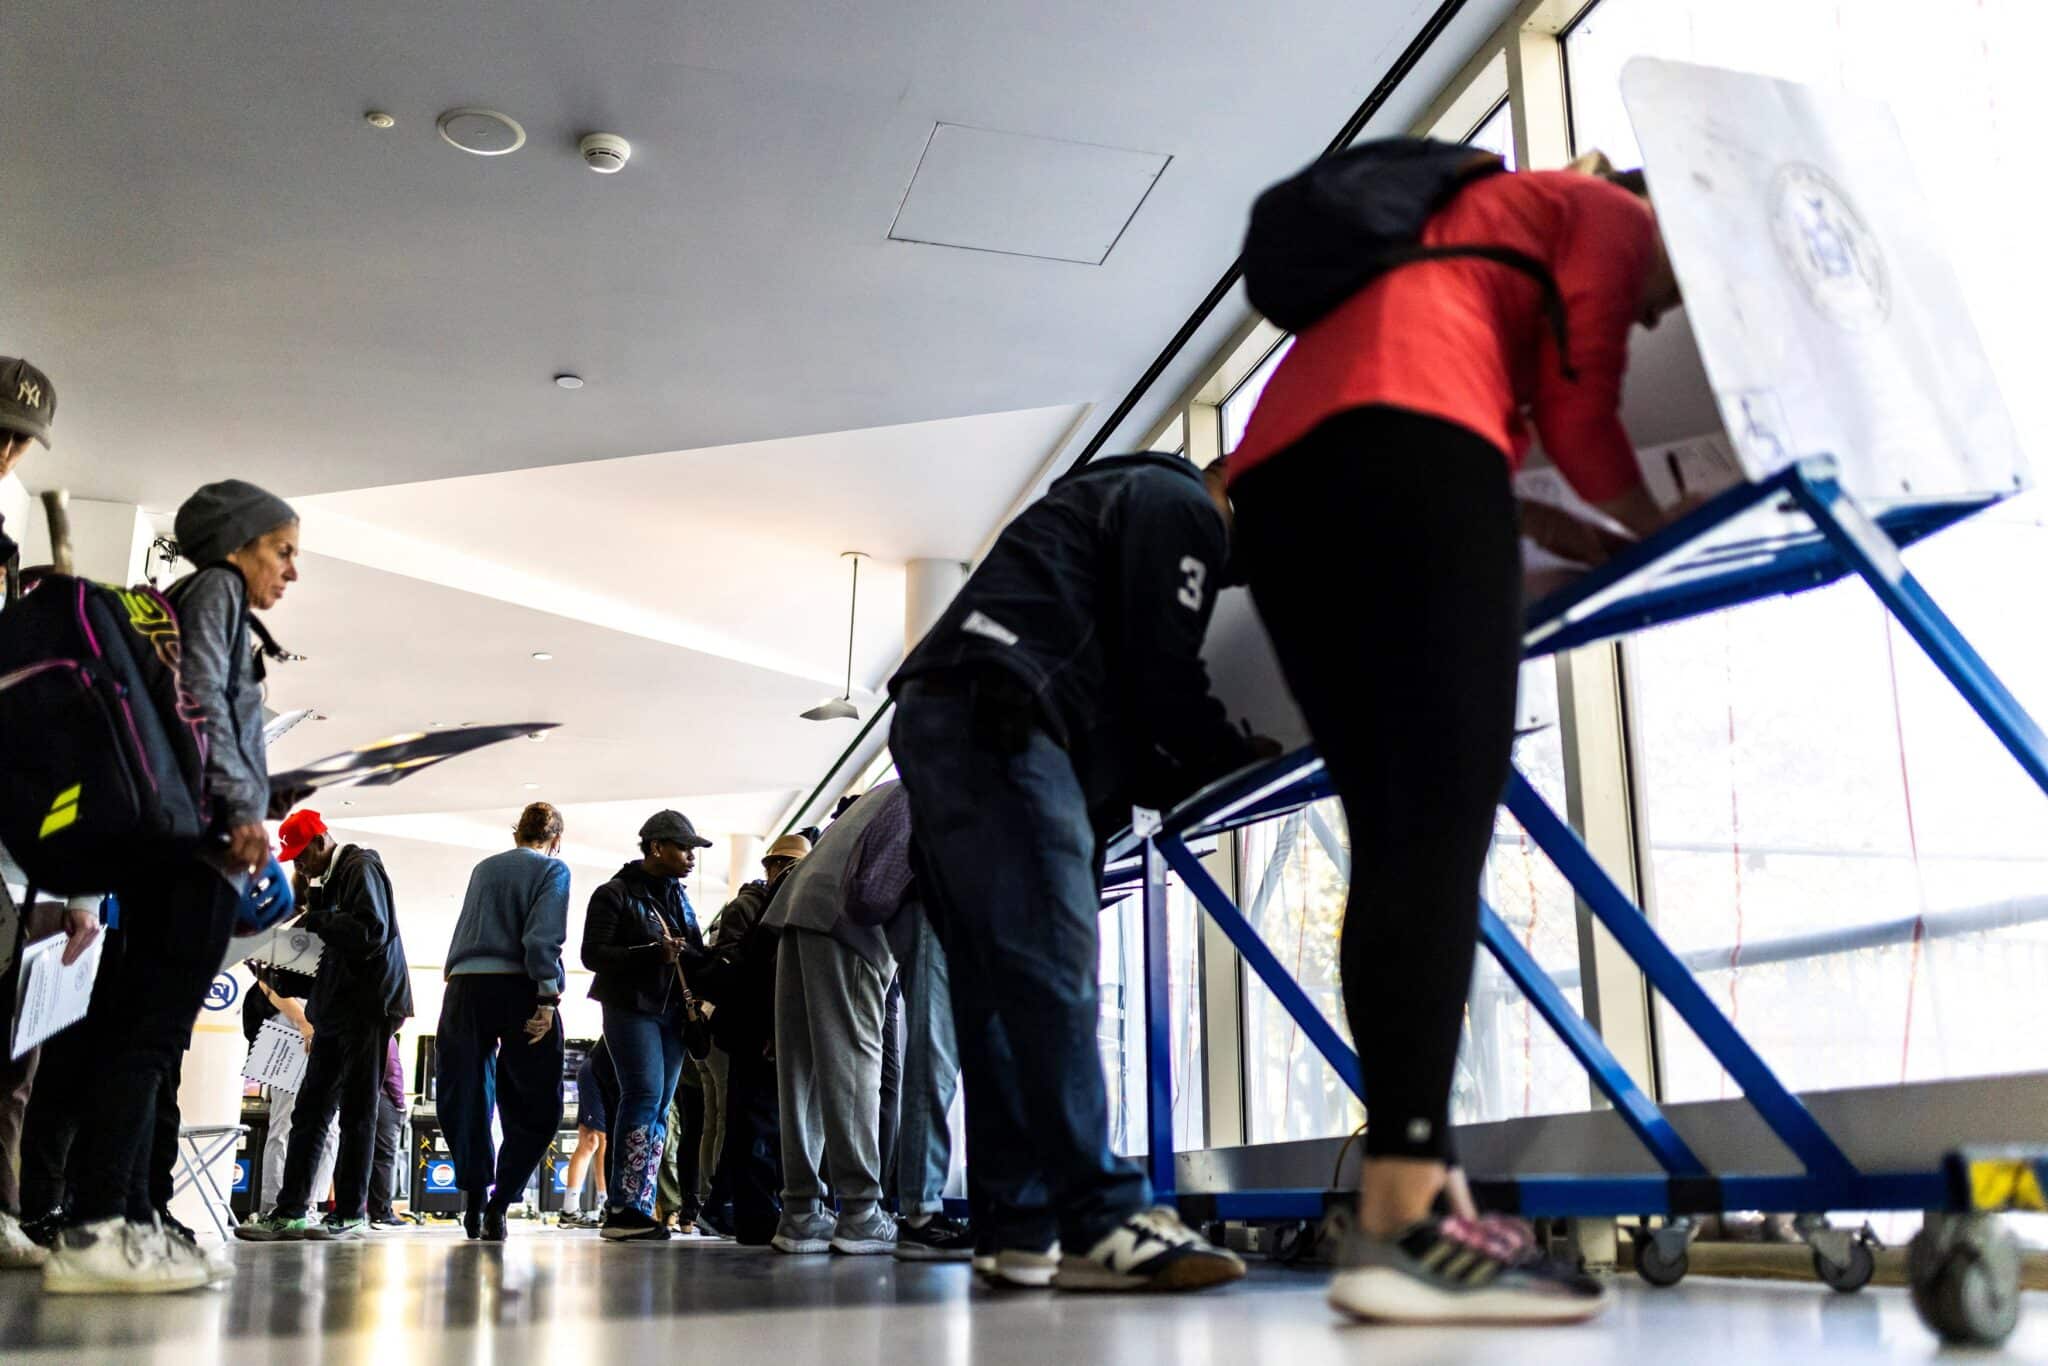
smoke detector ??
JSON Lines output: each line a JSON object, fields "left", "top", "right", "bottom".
{"left": 438, "top": 108, "right": 526, "bottom": 156}
{"left": 579, "top": 132, "right": 632, "bottom": 174}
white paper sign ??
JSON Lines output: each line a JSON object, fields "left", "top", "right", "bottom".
{"left": 1622, "top": 59, "right": 2028, "bottom": 502}
{"left": 11, "top": 931, "right": 104, "bottom": 1060}
{"left": 243, "top": 1015, "right": 310, "bottom": 1092}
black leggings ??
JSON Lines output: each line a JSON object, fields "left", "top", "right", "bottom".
{"left": 1232, "top": 406, "right": 1522, "bottom": 1162}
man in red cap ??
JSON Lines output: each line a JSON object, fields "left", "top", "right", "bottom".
{"left": 238, "top": 812, "right": 413, "bottom": 1242}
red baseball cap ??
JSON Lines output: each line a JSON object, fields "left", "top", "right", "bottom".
{"left": 278, "top": 810, "right": 329, "bottom": 863}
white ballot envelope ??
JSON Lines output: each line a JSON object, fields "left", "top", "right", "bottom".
{"left": 11, "top": 931, "right": 104, "bottom": 1060}
{"left": 243, "top": 1015, "right": 310, "bottom": 1092}
{"left": 220, "top": 922, "right": 324, "bottom": 979}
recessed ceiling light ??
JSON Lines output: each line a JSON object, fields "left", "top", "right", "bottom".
{"left": 364, "top": 111, "right": 395, "bottom": 130}
{"left": 427, "top": 721, "right": 445, "bottom": 729}
{"left": 527, "top": 732, "right": 548, "bottom": 742}
{"left": 341, "top": 799, "right": 356, "bottom": 807}
{"left": 553, "top": 374, "right": 584, "bottom": 390}
{"left": 531, "top": 651, "right": 554, "bottom": 661}
{"left": 438, "top": 107, "right": 526, "bottom": 156}
{"left": 523, "top": 782, "right": 541, "bottom": 790}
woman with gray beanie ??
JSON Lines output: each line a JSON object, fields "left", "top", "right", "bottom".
{"left": 42, "top": 478, "right": 300, "bottom": 1296}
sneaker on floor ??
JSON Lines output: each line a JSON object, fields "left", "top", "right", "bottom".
{"left": 979, "top": 1243, "right": 1061, "bottom": 1290}
{"left": 895, "top": 1215, "right": 975, "bottom": 1263}
{"left": 1055, "top": 1208, "right": 1244, "bottom": 1293}
{"left": 369, "top": 1213, "right": 410, "bottom": 1230}
{"left": 156, "top": 1215, "right": 234, "bottom": 1286}
{"left": 771, "top": 1208, "right": 838, "bottom": 1255}
{"left": 0, "top": 1211, "right": 49, "bottom": 1270}
{"left": 234, "top": 1212, "right": 313, "bottom": 1242}
{"left": 43, "top": 1218, "right": 210, "bottom": 1295}
{"left": 303, "top": 1214, "right": 369, "bottom": 1242}
{"left": 830, "top": 1210, "right": 897, "bottom": 1256}
{"left": 600, "top": 1209, "right": 671, "bottom": 1242}
{"left": 1326, "top": 1216, "right": 1612, "bottom": 1325}
{"left": 20, "top": 1210, "right": 65, "bottom": 1251}
{"left": 481, "top": 1207, "right": 508, "bottom": 1243}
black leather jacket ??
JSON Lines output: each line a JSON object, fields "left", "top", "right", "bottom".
{"left": 580, "top": 861, "right": 706, "bottom": 1017}
{"left": 890, "top": 453, "right": 1252, "bottom": 826}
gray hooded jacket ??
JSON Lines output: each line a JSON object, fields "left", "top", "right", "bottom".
{"left": 169, "top": 565, "right": 268, "bottom": 827}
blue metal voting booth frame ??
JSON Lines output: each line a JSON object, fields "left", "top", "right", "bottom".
{"left": 1113, "top": 457, "right": 2048, "bottom": 1228}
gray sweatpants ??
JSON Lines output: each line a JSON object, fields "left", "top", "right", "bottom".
{"left": 774, "top": 929, "right": 889, "bottom": 1216}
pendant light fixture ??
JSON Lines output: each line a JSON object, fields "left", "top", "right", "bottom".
{"left": 801, "top": 551, "right": 867, "bottom": 721}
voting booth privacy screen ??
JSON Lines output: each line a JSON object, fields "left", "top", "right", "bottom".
{"left": 1622, "top": 58, "right": 2029, "bottom": 504}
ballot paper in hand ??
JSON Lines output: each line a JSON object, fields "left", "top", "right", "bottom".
{"left": 219, "top": 922, "right": 324, "bottom": 979}
{"left": 11, "top": 931, "right": 105, "bottom": 1060}
{"left": 243, "top": 1016, "right": 309, "bottom": 1092}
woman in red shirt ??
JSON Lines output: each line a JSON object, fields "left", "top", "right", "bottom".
{"left": 1226, "top": 157, "right": 1687, "bottom": 1325}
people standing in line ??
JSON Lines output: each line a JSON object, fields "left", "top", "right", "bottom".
{"left": 0, "top": 357, "right": 105, "bottom": 1272}
{"left": 890, "top": 451, "right": 1259, "bottom": 1293}
{"left": 432, "top": 803, "right": 571, "bottom": 1241}
{"left": 367, "top": 1037, "right": 408, "bottom": 1228}
{"left": 245, "top": 969, "right": 339, "bottom": 1215}
{"left": 44, "top": 479, "right": 301, "bottom": 1294}
{"left": 561, "top": 1043, "right": 611, "bottom": 1228}
{"left": 238, "top": 811, "right": 414, "bottom": 1242}
{"left": 886, "top": 864, "right": 970, "bottom": 1261}
{"left": 764, "top": 783, "right": 921, "bottom": 1257}
{"left": 698, "top": 834, "right": 809, "bottom": 1244}
{"left": 1223, "top": 153, "right": 1690, "bottom": 1325}
{"left": 580, "top": 810, "right": 711, "bottom": 1242}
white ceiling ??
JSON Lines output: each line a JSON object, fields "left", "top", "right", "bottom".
{"left": 3, "top": 0, "right": 1526, "bottom": 912}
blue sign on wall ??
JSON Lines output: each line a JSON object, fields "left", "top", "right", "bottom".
{"left": 553, "top": 1159, "right": 572, "bottom": 1192}
{"left": 233, "top": 1159, "right": 251, "bottom": 1193}
{"left": 204, "top": 975, "right": 241, "bottom": 1012}
{"left": 425, "top": 1160, "right": 458, "bottom": 1193}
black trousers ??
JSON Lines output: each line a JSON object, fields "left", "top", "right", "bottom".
{"left": 877, "top": 978, "right": 902, "bottom": 1211}
{"left": 369, "top": 1087, "right": 406, "bottom": 1219}
{"left": 714, "top": 1043, "right": 780, "bottom": 1243}
{"left": 70, "top": 863, "right": 238, "bottom": 1222}
{"left": 434, "top": 975, "right": 565, "bottom": 1208}
{"left": 276, "top": 1021, "right": 389, "bottom": 1220}
{"left": 1232, "top": 407, "right": 1524, "bottom": 1163}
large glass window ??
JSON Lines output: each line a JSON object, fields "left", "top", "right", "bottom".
{"left": 1238, "top": 663, "right": 1594, "bottom": 1143}
{"left": 1567, "top": 0, "right": 2048, "bottom": 1098}
{"left": 1099, "top": 877, "right": 1206, "bottom": 1155}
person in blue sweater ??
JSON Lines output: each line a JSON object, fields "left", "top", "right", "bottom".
{"left": 433, "top": 803, "right": 572, "bottom": 1241}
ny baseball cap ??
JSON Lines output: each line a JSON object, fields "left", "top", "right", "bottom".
{"left": 278, "top": 809, "right": 330, "bottom": 863}
{"left": 638, "top": 809, "right": 712, "bottom": 850}
{"left": 0, "top": 357, "right": 56, "bottom": 448}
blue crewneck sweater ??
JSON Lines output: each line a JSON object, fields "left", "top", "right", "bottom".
{"left": 444, "top": 846, "right": 572, "bottom": 996}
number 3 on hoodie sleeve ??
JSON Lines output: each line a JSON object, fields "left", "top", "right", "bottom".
{"left": 1176, "top": 555, "right": 1208, "bottom": 611}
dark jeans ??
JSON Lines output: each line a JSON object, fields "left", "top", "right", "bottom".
{"left": 878, "top": 979, "right": 902, "bottom": 1213}
{"left": 275, "top": 1022, "right": 390, "bottom": 1220}
{"left": 601, "top": 1003, "right": 685, "bottom": 1217}
{"left": 369, "top": 1087, "right": 406, "bottom": 1219}
{"left": 1232, "top": 407, "right": 1523, "bottom": 1162}
{"left": 714, "top": 1042, "right": 781, "bottom": 1243}
{"left": 893, "top": 681, "right": 1147, "bottom": 1252}
{"left": 435, "top": 975, "right": 566, "bottom": 1209}
{"left": 71, "top": 863, "right": 237, "bottom": 1223}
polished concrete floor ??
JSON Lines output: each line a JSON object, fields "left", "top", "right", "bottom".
{"left": 4, "top": 1226, "right": 2046, "bottom": 1364}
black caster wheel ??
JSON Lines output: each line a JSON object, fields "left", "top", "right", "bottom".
{"left": 1812, "top": 1237, "right": 1875, "bottom": 1293}
{"left": 1633, "top": 1228, "right": 1689, "bottom": 1288}
{"left": 1910, "top": 1214, "right": 2021, "bottom": 1347}
{"left": 1317, "top": 1203, "right": 1355, "bottom": 1251}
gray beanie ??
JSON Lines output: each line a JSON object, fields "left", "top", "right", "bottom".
{"left": 174, "top": 479, "right": 298, "bottom": 566}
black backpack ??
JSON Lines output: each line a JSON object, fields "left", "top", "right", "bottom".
{"left": 0, "top": 571, "right": 212, "bottom": 894}
{"left": 1242, "top": 137, "right": 1576, "bottom": 376}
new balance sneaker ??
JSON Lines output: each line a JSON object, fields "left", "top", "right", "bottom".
{"left": 980, "top": 1243, "right": 1061, "bottom": 1289}
{"left": 235, "top": 1212, "right": 313, "bottom": 1242}
{"left": 43, "top": 1218, "right": 210, "bottom": 1295}
{"left": 1326, "top": 1216, "right": 1612, "bottom": 1324}
{"left": 771, "top": 1207, "right": 838, "bottom": 1254}
{"left": 830, "top": 1209, "right": 898, "bottom": 1256}
{"left": 1055, "top": 1208, "right": 1244, "bottom": 1293}
{"left": 303, "top": 1214, "right": 369, "bottom": 1242}
{"left": 156, "top": 1215, "right": 234, "bottom": 1286}
{"left": 599, "top": 1209, "right": 670, "bottom": 1242}
{"left": 895, "top": 1215, "right": 975, "bottom": 1263}
{"left": 0, "top": 1211, "right": 49, "bottom": 1269}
